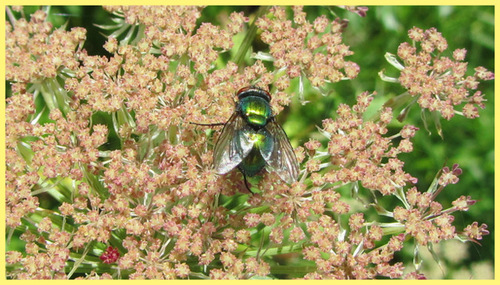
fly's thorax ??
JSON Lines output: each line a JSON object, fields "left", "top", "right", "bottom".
{"left": 238, "top": 96, "right": 272, "bottom": 127}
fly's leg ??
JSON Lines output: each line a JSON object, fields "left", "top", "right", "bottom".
{"left": 189, "top": 122, "right": 225, "bottom": 127}
{"left": 242, "top": 171, "right": 253, "bottom": 193}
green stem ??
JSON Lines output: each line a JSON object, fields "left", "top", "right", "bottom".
{"left": 270, "top": 264, "right": 317, "bottom": 275}
{"left": 233, "top": 6, "right": 269, "bottom": 69}
{"left": 67, "top": 243, "right": 92, "bottom": 279}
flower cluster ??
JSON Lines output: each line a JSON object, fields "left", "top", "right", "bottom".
{"left": 256, "top": 6, "right": 360, "bottom": 88}
{"left": 381, "top": 27, "right": 494, "bottom": 120}
{"left": 318, "top": 92, "right": 418, "bottom": 195}
{"left": 100, "top": 246, "right": 120, "bottom": 264}
{"left": 5, "top": 6, "right": 491, "bottom": 280}
{"left": 6, "top": 10, "right": 85, "bottom": 83}
{"left": 387, "top": 164, "right": 489, "bottom": 251}
{"left": 302, "top": 214, "right": 405, "bottom": 279}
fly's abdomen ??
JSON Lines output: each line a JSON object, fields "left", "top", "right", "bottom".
{"left": 238, "top": 147, "right": 266, "bottom": 177}
{"left": 238, "top": 128, "right": 273, "bottom": 177}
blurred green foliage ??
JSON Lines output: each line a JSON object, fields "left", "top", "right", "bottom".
{"left": 7, "top": 6, "right": 493, "bottom": 278}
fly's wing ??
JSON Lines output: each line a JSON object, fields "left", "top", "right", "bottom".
{"left": 213, "top": 112, "right": 254, "bottom": 175}
{"left": 263, "top": 118, "right": 300, "bottom": 184}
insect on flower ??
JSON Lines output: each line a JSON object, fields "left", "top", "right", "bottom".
{"left": 212, "top": 86, "right": 300, "bottom": 185}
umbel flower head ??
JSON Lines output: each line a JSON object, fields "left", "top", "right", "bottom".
{"left": 256, "top": 6, "right": 360, "bottom": 86}
{"left": 380, "top": 27, "right": 493, "bottom": 121}
{"left": 5, "top": 6, "right": 491, "bottom": 280}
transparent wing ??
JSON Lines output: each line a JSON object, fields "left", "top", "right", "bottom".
{"left": 213, "top": 113, "right": 254, "bottom": 174}
{"left": 263, "top": 118, "right": 300, "bottom": 184}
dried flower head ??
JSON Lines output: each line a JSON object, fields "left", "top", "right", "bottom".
{"left": 381, "top": 27, "right": 493, "bottom": 121}
{"left": 256, "top": 6, "right": 359, "bottom": 94}
{"left": 5, "top": 6, "right": 491, "bottom": 280}
{"left": 319, "top": 92, "right": 418, "bottom": 195}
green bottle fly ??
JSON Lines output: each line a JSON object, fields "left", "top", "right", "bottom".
{"left": 213, "top": 86, "right": 299, "bottom": 184}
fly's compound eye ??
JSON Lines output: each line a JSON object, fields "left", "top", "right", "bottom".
{"left": 236, "top": 86, "right": 271, "bottom": 102}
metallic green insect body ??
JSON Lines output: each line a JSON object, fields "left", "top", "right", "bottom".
{"left": 213, "top": 86, "right": 299, "bottom": 184}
